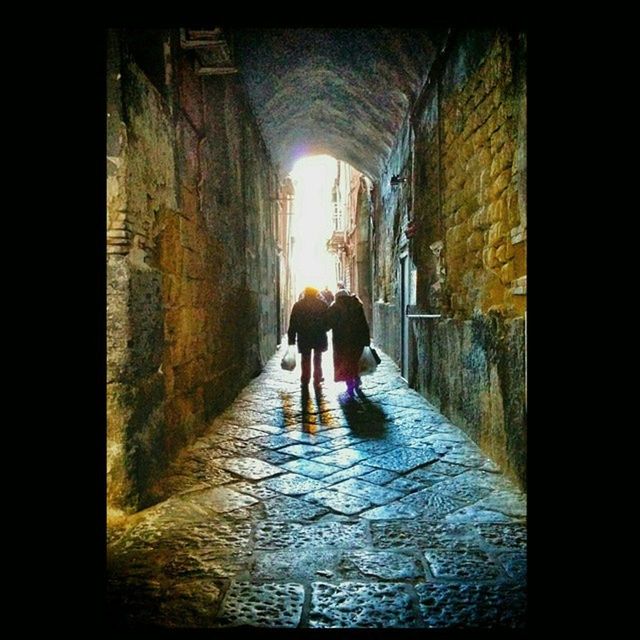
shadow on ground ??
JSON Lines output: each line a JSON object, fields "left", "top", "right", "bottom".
{"left": 338, "top": 390, "right": 389, "bottom": 438}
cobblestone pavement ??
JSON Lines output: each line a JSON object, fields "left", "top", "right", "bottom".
{"left": 107, "top": 345, "right": 527, "bottom": 629}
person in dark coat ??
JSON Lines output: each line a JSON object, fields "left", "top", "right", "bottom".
{"left": 320, "top": 286, "right": 334, "bottom": 306}
{"left": 326, "top": 288, "right": 370, "bottom": 397}
{"left": 287, "top": 286, "right": 329, "bottom": 388}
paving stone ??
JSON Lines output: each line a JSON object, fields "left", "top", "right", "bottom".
{"left": 252, "top": 549, "right": 342, "bottom": 581}
{"left": 344, "top": 550, "right": 424, "bottom": 580}
{"left": 474, "top": 523, "right": 527, "bottom": 550}
{"left": 247, "top": 423, "right": 284, "bottom": 435}
{"left": 440, "top": 448, "right": 494, "bottom": 468}
{"left": 363, "top": 446, "right": 439, "bottom": 473}
{"left": 278, "top": 443, "right": 326, "bottom": 457}
{"left": 284, "top": 430, "right": 332, "bottom": 445}
{"left": 386, "top": 477, "right": 425, "bottom": 493}
{"left": 415, "top": 582, "right": 526, "bottom": 628}
{"left": 250, "top": 449, "right": 295, "bottom": 465}
{"left": 304, "top": 488, "right": 373, "bottom": 515}
{"left": 309, "top": 582, "right": 420, "bottom": 628}
{"left": 180, "top": 486, "right": 259, "bottom": 513}
{"left": 424, "top": 473, "right": 495, "bottom": 506}
{"left": 445, "top": 506, "right": 521, "bottom": 525}
{"left": 262, "top": 495, "right": 329, "bottom": 520}
{"left": 216, "top": 582, "right": 304, "bottom": 628}
{"left": 496, "top": 551, "right": 527, "bottom": 581}
{"left": 408, "top": 460, "right": 467, "bottom": 478}
{"left": 322, "top": 464, "right": 378, "bottom": 485}
{"left": 371, "top": 521, "right": 482, "bottom": 552}
{"left": 252, "top": 434, "right": 301, "bottom": 449}
{"left": 259, "top": 472, "right": 328, "bottom": 495}
{"left": 213, "top": 425, "right": 267, "bottom": 440}
{"left": 398, "top": 488, "right": 465, "bottom": 520}
{"left": 163, "top": 549, "right": 252, "bottom": 580}
{"left": 227, "top": 481, "right": 279, "bottom": 501}
{"left": 223, "top": 504, "right": 264, "bottom": 521}
{"left": 470, "top": 490, "right": 527, "bottom": 518}
{"left": 312, "top": 448, "right": 372, "bottom": 468}
{"left": 208, "top": 456, "right": 283, "bottom": 480}
{"left": 281, "top": 458, "right": 342, "bottom": 478}
{"left": 424, "top": 549, "right": 504, "bottom": 580}
{"left": 358, "top": 469, "right": 400, "bottom": 485}
{"left": 321, "top": 434, "right": 366, "bottom": 450}
{"left": 319, "top": 426, "right": 354, "bottom": 439}
{"left": 115, "top": 519, "right": 253, "bottom": 553}
{"left": 331, "top": 477, "right": 404, "bottom": 506}
{"left": 360, "top": 502, "right": 420, "bottom": 520}
{"left": 255, "top": 521, "right": 368, "bottom": 550}
{"left": 351, "top": 440, "right": 399, "bottom": 456}
{"left": 215, "top": 439, "right": 264, "bottom": 456}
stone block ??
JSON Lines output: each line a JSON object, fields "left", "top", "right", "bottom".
{"left": 488, "top": 221, "right": 508, "bottom": 247}
{"left": 506, "top": 189, "right": 521, "bottom": 228}
{"left": 483, "top": 246, "right": 498, "bottom": 269}
{"left": 490, "top": 125, "right": 508, "bottom": 153}
{"left": 107, "top": 244, "right": 128, "bottom": 255}
{"left": 500, "top": 261, "right": 515, "bottom": 286}
{"left": 467, "top": 230, "right": 484, "bottom": 252}
{"left": 496, "top": 241, "right": 514, "bottom": 263}
{"left": 489, "top": 170, "right": 511, "bottom": 201}
{"left": 471, "top": 208, "right": 488, "bottom": 231}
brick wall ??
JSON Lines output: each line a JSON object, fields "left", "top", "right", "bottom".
{"left": 372, "top": 29, "right": 527, "bottom": 489}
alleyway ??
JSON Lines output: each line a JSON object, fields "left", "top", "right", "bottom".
{"left": 107, "top": 345, "right": 527, "bottom": 629}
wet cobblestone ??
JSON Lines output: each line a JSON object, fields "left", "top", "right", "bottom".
{"left": 107, "top": 346, "right": 526, "bottom": 628}
{"left": 216, "top": 582, "right": 304, "bottom": 627}
{"left": 309, "top": 581, "right": 419, "bottom": 628}
{"left": 415, "top": 582, "right": 526, "bottom": 628}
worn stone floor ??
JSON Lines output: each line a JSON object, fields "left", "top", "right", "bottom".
{"left": 106, "top": 345, "right": 527, "bottom": 629}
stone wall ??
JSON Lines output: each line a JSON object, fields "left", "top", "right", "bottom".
{"left": 372, "top": 29, "right": 527, "bottom": 489}
{"left": 107, "top": 30, "right": 279, "bottom": 515}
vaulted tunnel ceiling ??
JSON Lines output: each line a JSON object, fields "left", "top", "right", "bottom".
{"left": 230, "top": 28, "right": 449, "bottom": 179}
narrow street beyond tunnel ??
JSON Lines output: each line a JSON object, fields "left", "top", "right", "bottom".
{"left": 107, "top": 345, "right": 527, "bottom": 629}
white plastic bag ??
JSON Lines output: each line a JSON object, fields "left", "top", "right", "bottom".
{"left": 280, "top": 345, "right": 297, "bottom": 371}
{"left": 358, "top": 346, "right": 378, "bottom": 376}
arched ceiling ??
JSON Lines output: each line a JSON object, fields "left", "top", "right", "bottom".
{"left": 230, "top": 28, "right": 449, "bottom": 179}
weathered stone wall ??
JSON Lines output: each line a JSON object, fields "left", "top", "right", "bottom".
{"left": 372, "top": 29, "right": 527, "bottom": 489}
{"left": 107, "top": 30, "right": 279, "bottom": 515}
{"left": 371, "top": 114, "right": 412, "bottom": 362}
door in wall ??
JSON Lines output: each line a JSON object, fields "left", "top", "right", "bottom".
{"left": 400, "top": 254, "right": 409, "bottom": 381}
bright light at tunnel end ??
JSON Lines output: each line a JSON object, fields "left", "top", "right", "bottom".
{"left": 288, "top": 155, "right": 340, "bottom": 295}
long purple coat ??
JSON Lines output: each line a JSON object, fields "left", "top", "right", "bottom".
{"left": 326, "top": 292, "right": 370, "bottom": 382}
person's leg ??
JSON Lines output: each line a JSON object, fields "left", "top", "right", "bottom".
{"left": 313, "top": 349, "right": 323, "bottom": 385}
{"left": 300, "top": 350, "right": 311, "bottom": 385}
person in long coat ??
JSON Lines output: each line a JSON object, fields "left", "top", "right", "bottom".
{"left": 287, "top": 287, "right": 329, "bottom": 388}
{"left": 326, "top": 288, "right": 370, "bottom": 397}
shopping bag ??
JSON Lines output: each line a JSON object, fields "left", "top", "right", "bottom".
{"left": 280, "top": 345, "right": 297, "bottom": 371}
{"left": 358, "top": 346, "right": 378, "bottom": 376}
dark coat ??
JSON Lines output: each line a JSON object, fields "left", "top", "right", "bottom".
{"left": 326, "top": 291, "right": 370, "bottom": 381}
{"left": 320, "top": 289, "right": 334, "bottom": 306}
{"left": 287, "top": 295, "right": 329, "bottom": 353}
